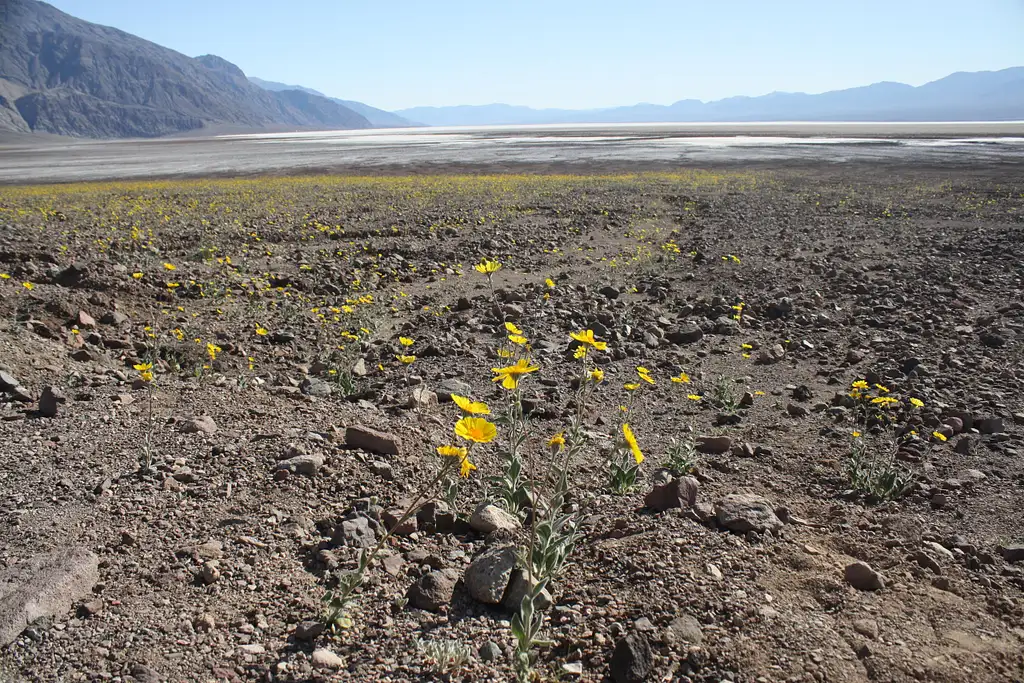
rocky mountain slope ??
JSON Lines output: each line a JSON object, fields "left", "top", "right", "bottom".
{"left": 248, "top": 77, "right": 417, "bottom": 128}
{"left": 0, "top": 0, "right": 372, "bottom": 138}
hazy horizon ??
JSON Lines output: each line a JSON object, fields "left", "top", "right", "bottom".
{"left": 41, "top": 0, "right": 1024, "bottom": 112}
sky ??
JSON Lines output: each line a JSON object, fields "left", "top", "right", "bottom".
{"left": 44, "top": 0, "right": 1024, "bottom": 112}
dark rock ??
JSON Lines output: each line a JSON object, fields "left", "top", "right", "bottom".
{"left": 644, "top": 476, "right": 699, "bottom": 512}
{"left": 465, "top": 545, "right": 517, "bottom": 604}
{"left": 714, "top": 494, "right": 783, "bottom": 534}
{"left": 37, "top": 385, "right": 65, "bottom": 417}
{"left": 610, "top": 632, "right": 653, "bottom": 683}
{"left": 976, "top": 417, "right": 1004, "bottom": 434}
{"left": 407, "top": 569, "right": 459, "bottom": 612}
{"left": 666, "top": 326, "right": 703, "bottom": 345}
{"left": 1001, "top": 545, "right": 1024, "bottom": 564}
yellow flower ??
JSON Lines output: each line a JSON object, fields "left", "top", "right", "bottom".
{"left": 624, "top": 383, "right": 640, "bottom": 391}
{"left": 474, "top": 258, "right": 502, "bottom": 275}
{"left": 590, "top": 368, "right": 605, "bottom": 383}
{"left": 573, "top": 346, "right": 588, "bottom": 360}
{"left": 131, "top": 272, "right": 143, "bottom": 279}
{"left": 455, "top": 416, "right": 497, "bottom": 443}
{"left": 741, "top": 343, "right": 752, "bottom": 350}
{"left": 491, "top": 358, "right": 539, "bottom": 390}
{"left": 687, "top": 394, "right": 702, "bottom": 401}
{"left": 399, "top": 336, "right": 415, "bottom": 347}
{"left": 622, "top": 423, "right": 644, "bottom": 464}
{"left": 172, "top": 328, "right": 184, "bottom": 341}
{"left": 851, "top": 380, "right": 869, "bottom": 390}
{"left": 545, "top": 278, "right": 556, "bottom": 288}
{"left": 637, "top": 367, "right": 655, "bottom": 385}
{"left": 508, "top": 334, "right": 528, "bottom": 345}
{"left": 255, "top": 325, "right": 268, "bottom": 336}
{"left": 451, "top": 394, "right": 490, "bottom": 415}
{"left": 852, "top": 431, "right": 862, "bottom": 438}
{"left": 504, "top": 322, "right": 523, "bottom": 335}
{"left": 163, "top": 263, "right": 176, "bottom": 271}
{"left": 0, "top": 273, "right": 9, "bottom": 279}
{"left": 437, "top": 445, "right": 468, "bottom": 459}
{"left": 206, "top": 342, "right": 221, "bottom": 361}
{"left": 496, "top": 348, "right": 513, "bottom": 359}
{"left": 871, "top": 396, "right": 898, "bottom": 405}
{"left": 875, "top": 384, "right": 889, "bottom": 393}
{"left": 459, "top": 457, "right": 477, "bottom": 478}
{"left": 396, "top": 354, "right": 416, "bottom": 365}
{"left": 671, "top": 372, "right": 691, "bottom": 384}
{"left": 909, "top": 398, "right": 924, "bottom": 408}
{"left": 570, "top": 329, "right": 608, "bottom": 351}
{"left": 22, "top": 282, "right": 34, "bottom": 291}
{"left": 133, "top": 362, "right": 154, "bottom": 383}
{"left": 547, "top": 432, "right": 566, "bottom": 450}
{"left": 932, "top": 431, "right": 948, "bottom": 442}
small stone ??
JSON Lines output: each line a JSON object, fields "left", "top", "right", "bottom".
{"left": 180, "top": 416, "right": 217, "bottom": 435}
{"left": 369, "top": 461, "right": 394, "bottom": 480}
{"left": 74, "top": 310, "right": 97, "bottom": 328}
{"left": 238, "top": 643, "right": 265, "bottom": 655}
{"left": 351, "top": 358, "right": 368, "bottom": 377}
{"left": 844, "top": 561, "right": 885, "bottom": 591}
{"left": 78, "top": 599, "right": 104, "bottom": 617}
{"left": 382, "top": 508, "right": 417, "bottom": 535}
{"left": 852, "top": 619, "right": 878, "bottom": 639}
{"left": 193, "top": 613, "right": 216, "bottom": 632}
{"left": 1001, "top": 545, "right": 1024, "bottom": 563}
{"left": 666, "top": 325, "right": 703, "bottom": 345}
{"left": 714, "top": 494, "right": 783, "bottom": 534}
{"left": 696, "top": 435, "right": 732, "bottom": 454}
{"left": 976, "top": 417, "right": 1004, "bottom": 434}
{"left": 345, "top": 425, "right": 401, "bottom": 455}
{"left": 610, "top": 632, "right": 653, "bottom": 683}
{"left": 274, "top": 454, "right": 324, "bottom": 477}
{"left": 479, "top": 641, "right": 502, "bottom": 663}
{"left": 199, "top": 561, "right": 221, "bottom": 585}
{"left": 465, "top": 545, "right": 517, "bottom": 604}
{"left": 300, "top": 377, "right": 333, "bottom": 397}
{"left": 437, "top": 378, "right": 472, "bottom": 401}
{"left": 294, "top": 621, "right": 325, "bottom": 641}
{"left": 470, "top": 503, "right": 521, "bottom": 533}
{"left": 786, "top": 402, "right": 809, "bottom": 417}
{"left": 38, "top": 385, "right": 65, "bottom": 417}
{"left": 503, "top": 569, "right": 553, "bottom": 611}
{"left": 0, "top": 370, "right": 20, "bottom": 392}
{"left": 407, "top": 569, "right": 458, "bottom": 612}
{"left": 644, "top": 476, "right": 699, "bottom": 512}
{"left": 335, "top": 516, "right": 376, "bottom": 548}
{"left": 407, "top": 386, "right": 437, "bottom": 409}
{"left": 311, "top": 649, "right": 345, "bottom": 669}
{"left": 664, "top": 615, "right": 704, "bottom": 646}
{"left": 195, "top": 540, "right": 223, "bottom": 560}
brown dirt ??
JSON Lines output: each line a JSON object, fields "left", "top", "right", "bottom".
{"left": 0, "top": 169, "right": 1022, "bottom": 682}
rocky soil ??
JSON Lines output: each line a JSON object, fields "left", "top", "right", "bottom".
{"left": 0, "top": 170, "right": 1022, "bottom": 682}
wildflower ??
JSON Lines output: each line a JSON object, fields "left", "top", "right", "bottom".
{"left": 570, "top": 329, "right": 608, "bottom": 351}
{"left": 622, "top": 423, "right": 644, "bottom": 464}
{"left": 459, "top": 457, "right": 477, "bottom": 477}
{"left": 163, "top": 263, "right": 176, "bottom": 271}
{"left": 172, "top": 328, "right": 184, "bottom": 341}
{"left": 852, "top": 431, "right": 862, "bottom": 438}
{"left": 451, "top": 394, "right": 490, "bottom": 415}
{"left": 255, "top": 325, "right": 268, "bottom": 336}
{"left": 455, "top": 416, "right": 497, "bottom": 443}
{"left": 687, "top": 394, "right": 702, "bottom": 401}
{"left": 932, "top": 431, "right": 948, "bottom": 442}
{"left": 545, "top": 278, "right": 556, "bottom": 288}
{"left": 590, "top": 368, "right": 605, "bottom": 383}
{"left": 491, "top": 358, "right": 539, "bottom": 390}
{"left": 396, "top": 354, "right": 416, "bottom": 365}
{"left": 437, "top": 445, "right": 468, "bottom": 459}
{"left": 131, "top": 272, "right": 143, "bottom": 279}
{"left": 0, "top": 273, "right": 9, "bottom": 279}
{"left": 547, "top": 432, "right": 566, "bottom": 450}
{"left": 573, "top": 346, "right": 588, "bottom": 360}
{"left": 474, "top": 258, "right": 502, "bottom": 275}
{"left": 504, "top": 322, "right": 523, "bottom": 335}
{"left": 166, "top": 282, "right": 179, "bottom": 289}
{"left": 851, "top": 380, "right": 869, "bottom": 390}
{"left": 871, "top": 396, "right": 898, "bottom": 405}
{"left": 637, "top": 367, "right": 655, "bottom": 385}
{"left": 671, "top": 372, "right": 691, "bottom": 384}
{"left": 508, "top": 334, "right": 528, "bottom": 345}
{"left": 133, "top": 362, "right": 154, "bottom": 383}
{"left": 624, "top": 383, "right": 640, "bottom": 391}
{"left": 206, "top": 342, "right": 221, "bottom": 361}
{"left": 741, "top": 343, "right": 752, "bottom": 350}
{"left": 730, "top": 254, "right": 741, "bottom": 263}
{"left": 22, "top": 282, "right": 34, "bottom": 291}
{"left": 875, "top": 384, "right": 889, "bottom": 393}
{"left": 247, "top": 357, "right": 255, "bottom": 371}
{"left": 496, "top": 348, "right": 513, "bottom": 359}
{"left": 909, "top": 397, "right": 924, "bottom": 408}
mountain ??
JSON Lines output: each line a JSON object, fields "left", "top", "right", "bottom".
{"left": 0, "top": 0, "right": 371, "bottom": 137}
{"left": 248, "top": 77, "right": 418, "bottom": 128}
{"left": 396, "top": 68, "right": 1024, "bottom": 126}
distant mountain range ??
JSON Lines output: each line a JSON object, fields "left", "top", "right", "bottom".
{"left": 0, "top": 0, "right": 373, "bottom": 137}
{"left": 248, "top": 78, "right": 417, "bottom": 128}
{"left": 0, "top": 0, "right": 1021, "bottom": 139}
{"left": 396, "top": 68, "right": 1024, "bottom": 126}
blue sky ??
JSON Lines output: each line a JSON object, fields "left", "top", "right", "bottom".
{"left": 46, "top": 0, "right": 1024, "bottom": 111}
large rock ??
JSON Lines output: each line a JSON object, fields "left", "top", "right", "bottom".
{"left": 0, "top": 370, "right": 19, "bottom": 392}
{"left": 0, "top": 549, "right": 100, "bottom": 646}
{"left": 180, "top": 415, "right": 217, "bottom": 435}
{"left": 464, "top": 546, "right": 518, "bottom": 604}
{"left": 437, "top": 379, "right": 471, "bottom": 401}
{"left": 37, "top": 385, "right": 65, "bottom": 418}
{"left": 666, "top": 325, "right": 703, "bottom": 345}
{"left": 470, "top": 503, "right": 521, "bottom": 533}
{"left": 610, "top": 632, "right": 653, "bottom": 683}
{"left": 345, "top": 425, "right": 401, "bottom": 455}
{"left": 407, "top": 569, "right": 459, "bottom": 612}
{"left": 644, "top": 476, "right": 699, "bottom": 512}
{"left": 502, "top": 569, "right": 553, "bottom": 612}
{"left": 844, "top": 561, "right": 885, "bottom": 591}
{"left": 714, "top": 494, "right": 783, "bottom": 534}
{"left": 696, "top": 435, "right": 732, "bottom": 454}
{"left": 274, "top": 454, "right": 324, "bottom": 477}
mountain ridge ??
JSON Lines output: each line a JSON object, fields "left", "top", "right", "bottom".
{"left": 247, "top": 77, "right": 418, "bottom": 128}
{"left": 395, "top": 67, "right": 1024, "bottom": 126}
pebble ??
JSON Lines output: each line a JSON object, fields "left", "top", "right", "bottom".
{"left": 469, "top": 502, "right": 521, "bottom": 533}
{"left": 407, "top": 569, "right": 459, "bottom": 612}
{"left": 311, "top": 648, "right": 345, "bottom": 669}
{"left": 714, "top": 494, "right": 783, "bottom": 534}
{"left": 610, "top": 632, "right": 653, "bottom": 683}
{"left": 844, "top": 561, "right": 885, "bottom": 591}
